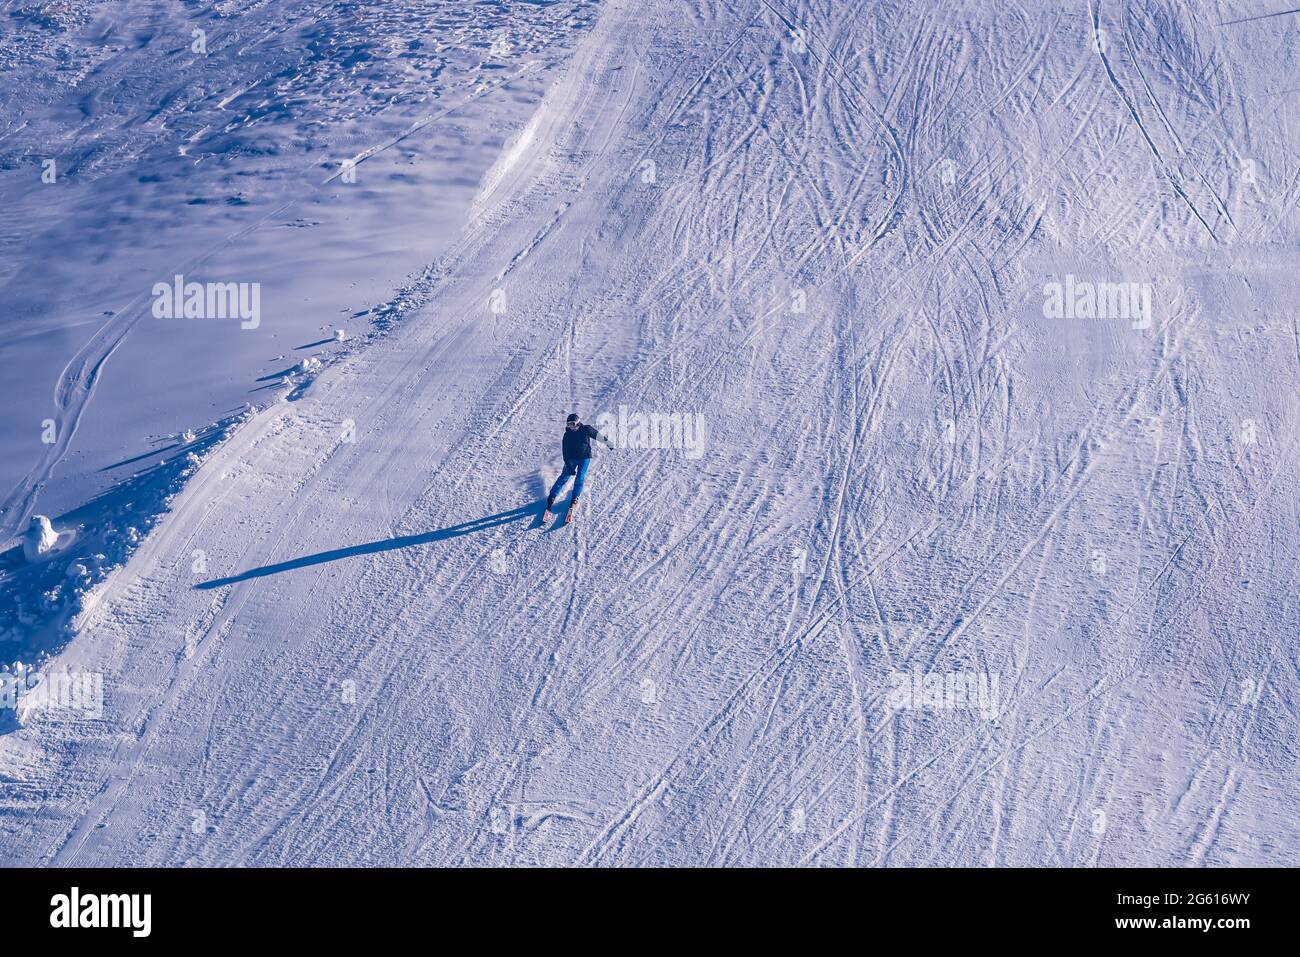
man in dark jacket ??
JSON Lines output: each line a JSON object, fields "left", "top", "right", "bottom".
{"left": 546, "top": 412, "right": 614, "bottom": 522}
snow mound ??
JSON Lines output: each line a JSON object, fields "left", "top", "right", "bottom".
{"left": 21, "top": 516, "right": 68, "bottom": 563}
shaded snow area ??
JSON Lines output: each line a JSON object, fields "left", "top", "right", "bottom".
{"left": 0, "top": 0, "right": 1296, "bottom": 866}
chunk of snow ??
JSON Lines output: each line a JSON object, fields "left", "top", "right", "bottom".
{"left": 22, "top": 515, "right": 59, "bottom": 562}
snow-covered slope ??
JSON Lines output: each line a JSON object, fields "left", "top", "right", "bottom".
{"left": 0, "top": 0, "right": 600, "bottom": 655}
{"left": 1, "top": 0, "right": 1297, "bottom": 866}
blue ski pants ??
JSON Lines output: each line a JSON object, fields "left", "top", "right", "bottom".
{"left": 548, "top": 458, "right": 590, "bottom": 502}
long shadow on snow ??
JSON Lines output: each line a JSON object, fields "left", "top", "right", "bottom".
{"left": 194, "top": 502, "right": 543, "bottom": 590}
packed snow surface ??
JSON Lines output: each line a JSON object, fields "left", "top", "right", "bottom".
{"left": 0, "top": 0, "right": 1297, "bottom": 866}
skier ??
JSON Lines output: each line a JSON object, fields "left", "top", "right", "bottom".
{"left": 544, "top": 412, "right": 614, "bottom": 524}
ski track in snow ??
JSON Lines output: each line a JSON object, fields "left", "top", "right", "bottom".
{"left": 1, "top": 0, "right": 1298, "bottom": 866}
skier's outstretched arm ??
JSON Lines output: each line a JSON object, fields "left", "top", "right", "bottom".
{"left": 585, "top": 423, "right": 614, "bottom": 449}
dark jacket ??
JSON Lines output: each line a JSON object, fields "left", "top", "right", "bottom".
{"left": 562, "top": 423, "right": 608, "bottom": 462}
